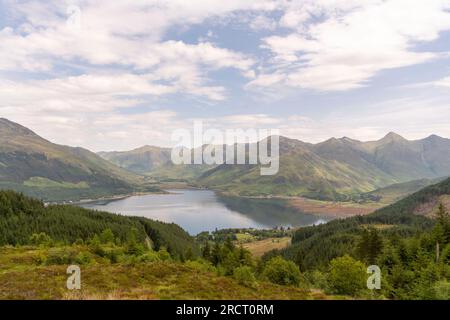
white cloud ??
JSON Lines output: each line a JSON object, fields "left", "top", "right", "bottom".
{"left": 0, "top": 74, "right": 175, "bottom": 113}
{"left": 250, "top": 0, "right": 450, "bottom": 91}
{"left": 434, "top": 76, "right": 450, "bottom": 88}
{"left": 0, "top": 0, "right": 259, "bottom": 101}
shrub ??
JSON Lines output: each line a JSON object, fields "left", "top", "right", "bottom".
{"left": 305, "top": 270, "right": 328, "bottom": 290}
{"left": 233, "top": 266, "right": 257, "bottom": 288}
{"left": 262, "top": 256, "right": 302, "bottom": 286}
{"left": 158, "top": 248, "right": 171, "bottom": 261}
{"left": 137, "top": 251, "right": 161, "bottom": 263}
{"left": 433, "top": 281, "right": 450, "bottom": 300}
{"left": 45, "top": 247, "right": 78, "bottom": 265}
{"left": 99, "top": 229, "right": 115, "bottom": 244}
{"left": 73, "top": 238, "right": 84, "bottom": 246}
{"left": 185, "top": 259, "right": 216, "bottom": 273}
{"left": 74, "top": 251, "right": 92, "bottom": 265}
{"left": 29, "top": 233, "right": 52, "bottom": 246}
{"left": 329, "top": 255, "right": 366, "bottom": 296}
{"left": 102, "top": 248, "right": 125, "bottom": 263}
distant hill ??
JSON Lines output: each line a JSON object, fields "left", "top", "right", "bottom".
{"left": 0, "top": 118, "right": 157, "bottom": 201}
{"left": 362, "top": 177, "right": 446, "bottom": 204}
{"left": 98, "top": 145, "right": 172, "bottom": 175}
{"left": 99, "top": 145, "right": 215, "bottom": 181}
{"left": 98, "top": 130, "right": 450, "bottom": 201}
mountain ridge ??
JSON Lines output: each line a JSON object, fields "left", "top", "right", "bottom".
{"left": 3, "top": 118, "right": 450, "bottom": 201}
{"left": 97, "top": 131, "right": 450, "bottom": 200}
{"left": 0, "top": 118, "right": 155, "bottom": 201}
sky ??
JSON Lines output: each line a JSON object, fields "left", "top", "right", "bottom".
{"left": 1, "top": 0, "right": 450, "bottom": 151}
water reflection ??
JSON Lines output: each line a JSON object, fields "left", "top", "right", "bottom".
{"left": 79, "top": 189, "right": 329, "bottom": 235}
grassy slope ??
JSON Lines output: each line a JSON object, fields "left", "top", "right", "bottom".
{"left": 0, "top": 246, "right": 316, "bottom": 300}
{"left": 363, "top": 177, "right": 445, "bottom": 204}
{"left": 243, "top": 237, "right": 291, "bottom": 258}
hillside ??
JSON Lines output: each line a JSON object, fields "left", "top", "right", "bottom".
{"left": 99, "top": 146, "right": 215, "bottom": 181}
{"left": 96, "top": 133, "right": 450, "bottom": 200}
{"left": 198, "top": 137, "right": 395, "bottom": 200}
{"left": 275, "top": 177, "right": 450, "bottom": 270}
{"left": 98, "top": 146, "right": 172, "bottom": 175}
{"left": 197, "top": 134, "right": 450, "bottom": 200}
{"left": 0, "top": 118, "right": 157, "bottom": 201}
{"left": 0, "top": 243, "right": 320, "bottom": 300}
{"left": 0, "top": 190, "right": 197, "bottom": 258}
{"left": 362, "top": 177, "right": 445, "bottom": 204}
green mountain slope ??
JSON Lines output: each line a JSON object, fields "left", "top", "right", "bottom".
{"left": 0, "top": 190, "right": 198, "bottom": 258}
{"left": 197, "top": 134, "right": 450, "bottom": 200}
{"left": 358, "top": 132, "right": 450, "bottom": 181}
{"left": 198, "top": 138, "right": 392, "bottom": 199}
{"left": 98, "top": 132, "right": 450, "bottom": 200}
{"left": 362, "top": 177, "right": 445, "bottom": 204}
{"left": 0, "top": 118, "right": 155, "bottom": 201}
{"left": 99, "top": 145, "right": 216, "bottom": 181}
{"left": 98, "top": 145, "right": 172, "bottom": 175}
{"left": 275, "top": 177, "right": 450, "bottom": 270}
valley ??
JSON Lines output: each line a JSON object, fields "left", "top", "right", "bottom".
{"left": 2, "top": 0, "right": 450, "bottom": 304}
{"left": 1, "top": 117, "right": 449, "bottom": 234}
{"left": 1, "top": 118, "right": 450, "bottom": 300}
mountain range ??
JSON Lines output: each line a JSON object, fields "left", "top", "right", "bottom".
{"left": 0, "top": 118, "right": 157, "bottom": 201}
{"left": 2, "top": 118, "right": 450, "bottom": 202}
{"left": 100, "top": 133, "right": 450, "bottom": 201}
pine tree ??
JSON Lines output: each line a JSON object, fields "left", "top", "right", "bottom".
{"left": 211, "top": 242, "right": 222, "bottom": 266}
{"left": 435, "top": 203, "right": 450, "bottom": 244}
{"left": 224, "top": 236, "right": 235, "bottom": 253}
{"left": 368, "top": 228, "right": 383, "bottom": 264}
{"left": 436, "top": 203, "right": 449, "bottom": 225}
{"left": 357, "top": 227, "right": 383, "bottom": 264}
{"left": 202, "top": 242, "right": 211, "bottom": 261}
{"left": 100, "top": 228, "right": 115, "bottom": 244}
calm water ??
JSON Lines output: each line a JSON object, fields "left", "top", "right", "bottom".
{"left": 79, "top": 189, "right": 330, "bottom": 235}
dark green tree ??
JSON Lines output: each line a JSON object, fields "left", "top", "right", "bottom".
{"left": 202, "top": 241, "right": 211, "bottom": 261}
{"left": 262, "top": 256, "right": 302, "bottom": 286}
{"left": 357, "top": 227, "right": 383, "bottom": 264}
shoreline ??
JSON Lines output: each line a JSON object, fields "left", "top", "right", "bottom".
{"left": 59, "top": 190, "right": 169, "bottom": 206}
{"left": 216, "top": 191, "right": 385, "bottom": 218}
{"left": 68, "top": 185, "right": 207, "bottom": 206}
{"left": 65, "top": 185, "right": 385, "bottom": 219}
